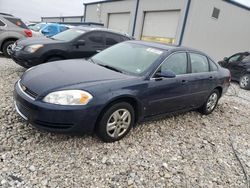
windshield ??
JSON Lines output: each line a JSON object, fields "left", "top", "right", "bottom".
{"left": 31, "top": 23, "right": 46, "bottom": 31}
{"left": 51, "top": 29, "right": 86, "bottom": 41}
{"left": 92, "top": 42, "right": 164, "bottom": 75}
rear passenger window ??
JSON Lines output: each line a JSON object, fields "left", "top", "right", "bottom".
{"left": 160, "top": 53, "right": 188, "bottom": 75}
{"left": 105, "top": 33, "right": 121, "bottom": 46}
{"left": 4, "top": 17, "right": 27, "bottom": 29}
{"left": 88, "top": 34, "right": 103, "bottom": 44}
{"left": 190, "top": 53, "right": 209, "bottom": 73}
{"left": 209, "top": 59, "right": 218, "bottom": 71}
{"left": 0, "top": 20, "right": 5, "bottom": 26}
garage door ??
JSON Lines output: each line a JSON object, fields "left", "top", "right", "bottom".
{"left": 108, "top": 13, "right": 130, "bottom": 33}
{"left": 141, "top": 10, "right": 180, "bottom": 44}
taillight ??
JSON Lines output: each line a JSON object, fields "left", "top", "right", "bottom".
{"left": 24, "top": 29, "right": 32, "bottom": 37}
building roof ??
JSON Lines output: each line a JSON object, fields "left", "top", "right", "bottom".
{"left": 83, "top": 0, "right": 250, "bottom": 11}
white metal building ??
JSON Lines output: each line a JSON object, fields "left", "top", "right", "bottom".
{"left": 83, "top": 0, "right": 250, "bottom": 61}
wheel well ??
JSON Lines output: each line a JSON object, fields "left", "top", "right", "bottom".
{"left": 1, "top": 38, "right": 18, "bottom": 51}
{"left": 214, "top": 86, "right": 222, "bottom": 97}
{"left": 94, "top": 97, "right": 141, "bottom": 130}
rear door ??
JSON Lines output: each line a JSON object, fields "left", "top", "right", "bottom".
{"left": 187, "top": 52, "right": 217, "bottom": 107}
{"left": 70, "top": 31, "right": 105, "bottom": 58}
{"left": 145, "top": 52, "right": 192, "bottom": 116}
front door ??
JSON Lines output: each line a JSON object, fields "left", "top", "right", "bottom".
{"left": 145, "top": 52, "right": 192, "bottom": 116}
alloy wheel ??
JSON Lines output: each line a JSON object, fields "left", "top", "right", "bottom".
{"left": 240, "top": 76, "right": 249, "bottom": 88}
{"left": 6, "top": 44, "right": 13, "bottom": 56}
{"left": 206, "top": 93, "right": 218, "bottom": 112}
{"left": 106, "top": 109, "right": 131, "bottom": 138}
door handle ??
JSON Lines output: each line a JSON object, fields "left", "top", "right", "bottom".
{"left": 208, "top": 76, "right": 214, "bottom": 80}
{"left": 181, "top": 80, "right": 188, "bottom": 85}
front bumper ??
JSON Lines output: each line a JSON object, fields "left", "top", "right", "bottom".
{"left": 10, "top": 50, "right": 43, "bottom": 68}
{"left": 14, "top": 82, "right": 100, "bottom": 135}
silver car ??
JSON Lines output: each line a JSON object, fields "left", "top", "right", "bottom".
{"left": 0, "top": 12, "right": 32, "bottom": 57}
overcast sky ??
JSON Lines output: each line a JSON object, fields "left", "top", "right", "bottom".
{"left": 0, "top": 0, "right": 249, "bottom": 22}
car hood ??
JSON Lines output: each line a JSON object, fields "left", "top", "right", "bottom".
{"left": 20, "top": 59, "right": 133, "bottom": 96}
{"left": 17, "top": 37, "right": 63, "bottom": 46}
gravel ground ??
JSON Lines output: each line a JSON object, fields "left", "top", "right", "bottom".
{"left": 0, "top": 55, "right": 249, "bottom": 188}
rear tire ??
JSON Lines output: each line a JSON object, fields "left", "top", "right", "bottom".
{"left": 239, "top": 74, "right": 250, "bottom": 90}
{"left": 2, "top": 40, "right": 15, "bottom": 58}
{"left": 199, "top": 89, "right": 220, "bottom": 115}
{"left": 96, "top": 102, "right": 135, "bottom": 142}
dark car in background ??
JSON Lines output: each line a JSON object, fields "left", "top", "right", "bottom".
{"left": 0, "top": 13, "right": 32, "bottom": 57}
{"left": 14, "top": 41, "right": 230, "bottom": 142}
{"left": 219, "top": 52, "right": 250, "bottom": 89}
{"left": 10, "top": 27, "right": 133, "bottom": 68}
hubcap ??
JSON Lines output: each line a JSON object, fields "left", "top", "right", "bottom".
{"left": 106, "top": 109, "right": 131, "bottom": 138}
{"left": 240, "top": 76, "right": 249, "bottom": 88}
{"left": 206, "top": 93, "right": 218, "bottom": 112}
{"left": 6, "top": 44, "right": 13, "bottom": 55}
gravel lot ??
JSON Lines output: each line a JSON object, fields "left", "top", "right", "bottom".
{"left": 0, "top": 55, "right": 249, "bottom": 188}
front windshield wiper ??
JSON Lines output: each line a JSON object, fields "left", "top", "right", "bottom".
{"left": 98, "top": 64, "right": 123, "bottom": 73}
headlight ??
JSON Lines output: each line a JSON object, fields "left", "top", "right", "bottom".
{"left": 43, "top": 90, "right": 93, "bottom": 105}
{"left": 24, "top": 44, "right": 43, "bottom": 53}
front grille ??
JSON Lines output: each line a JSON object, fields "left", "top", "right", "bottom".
{"left": 18, "top": 81, "right": 38, "bottom": 99}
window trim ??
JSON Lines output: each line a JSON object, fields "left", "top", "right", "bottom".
{"left": 150, "top": 51, "right": 214, "bottom": 80}
{"left": 150, "top": 51, "right": 189, "bottom": 80}
{"left": 208, "top": 58, "right": 219, "bottom": 72}
{"left": 188, "top": 52, "right": 210, "bottom": 74}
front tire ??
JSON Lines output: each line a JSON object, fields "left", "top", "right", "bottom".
{"left": 199, "top": 89, "right": 220, "bottom": 115}
{"left": 239, "top": 74, "right": 250, "bottom": 90}
{"left": 96, "top": 102, "right": 135, "bottom": 142}
{"left": 2, "top": 40, "right": 15, "bottom": 58}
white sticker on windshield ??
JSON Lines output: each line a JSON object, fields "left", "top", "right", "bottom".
{"left": 136, "top": 68, "right": 142, "bottom": 73}
{"left": 146, "top": 48, "right": 163, "bottom": 55}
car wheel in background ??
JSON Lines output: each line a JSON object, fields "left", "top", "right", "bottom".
{"left": 96, "top": 102, "right": 135, "bottom": 142}
{"left": 2, "top": 40, "right": 15, "bottom": 58}
{"left": 199, "top": 89, "right": 220, "bottom": 115}
{"left": 239, "top": 74, "right": 250, "bottom": 90}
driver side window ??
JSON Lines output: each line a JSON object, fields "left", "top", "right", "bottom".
{"left": 158, "top": 53, "right": 188, "bottom": 75}
{"left": 229, "top": 54, "right": 241, "bottom": 63}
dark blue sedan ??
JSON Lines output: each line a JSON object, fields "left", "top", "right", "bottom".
{"left": 14, "top": 41, "right": 230, "bottom": 142}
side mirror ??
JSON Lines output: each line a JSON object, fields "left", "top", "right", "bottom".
{"left": 155, "top": 70, "right": 176, "bottom": 79}
{"left": 223, "top": 57, "right": 228, "bottom": 61}
{"left": 75, "top": 40, "right": 85, "bottom": 46}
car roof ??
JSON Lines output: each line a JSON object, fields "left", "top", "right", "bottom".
{"left": 0, "top": 12, "right": 22, "bottom": 19}
{"left": 126, "top": 40, "right": 205, "bottom": 54}
{"left": 73, "top": 26, "right": 132, "bottom": 38}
